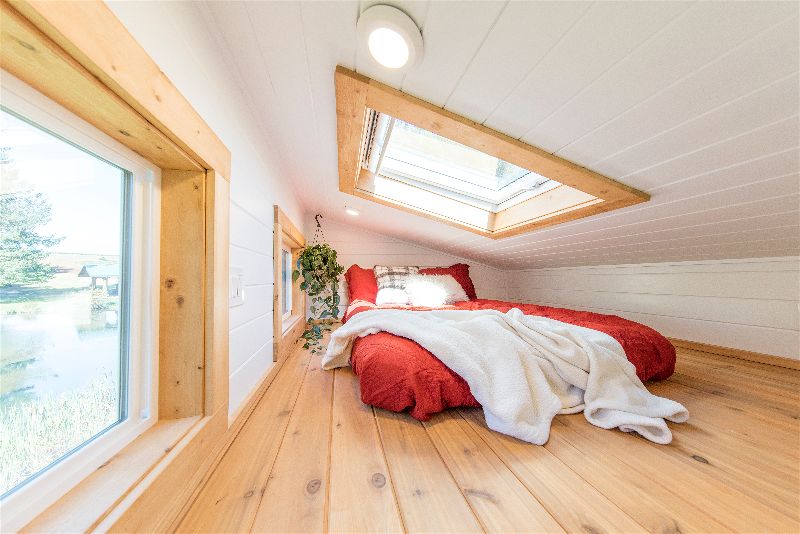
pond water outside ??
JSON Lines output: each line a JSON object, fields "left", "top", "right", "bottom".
{"left": 0, "top": 254, "right": 121, "bottom": 495}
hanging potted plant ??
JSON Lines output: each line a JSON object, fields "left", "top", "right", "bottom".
{"left": 292, "top": 216, "right": 344, "bottom": 353}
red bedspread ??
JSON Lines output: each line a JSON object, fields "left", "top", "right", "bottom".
{"left": 343, "top": 299, "right": 676, "bottom": 421}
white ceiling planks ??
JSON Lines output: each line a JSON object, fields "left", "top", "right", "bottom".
{"left": 452, "top": 187, "right": 800, "bottom": 264}
{"left": 197, "top": 0, "right": 799, "bottom": 270}
{"left": 484, "top": 1, "right": 690, "bottom": 139}
{"left": 298, "top": 0, "right": 360, "bottom": 198}
{"left": 595, "top": 75, "right": 799, "bottom": 179}
{"left": 443, "top": 1, "right": 591, "bottom": 122}
{"left": 569, "top": 17, "right": 800, "bottom": 167}
{"left": 492, "top": 185, "right": 800, "bottom": 262}
{"left": 623, "top": 116, "right": 799, "bottom": 190}
{"left": 525, "top": 2, "right": 799, "bottom": 153}
{"left": 400, "top": 0, "right": 506, "bottom": 107}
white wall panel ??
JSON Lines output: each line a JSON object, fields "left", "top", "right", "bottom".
{"left": 228, "top": 342, "right": 273, "bottom": 420}
{"left": 229, "top": 285, "right": 271, "bottom": 331}
{"left": 508, "top": 257, "right": 800, "bottom": 359}
{"left": 229, "top": 314, "right": 274, "bottom": 373}
{"left": 229, "top": 245, "right": 273, "bottom": 287}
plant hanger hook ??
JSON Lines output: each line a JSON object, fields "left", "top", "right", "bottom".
{"left": 312, "top": 213, "right": 326, "bottom": 244}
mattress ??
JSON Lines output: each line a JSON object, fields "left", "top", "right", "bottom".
{"left": 343, "top": 299, "right": 676, "bottom": 421}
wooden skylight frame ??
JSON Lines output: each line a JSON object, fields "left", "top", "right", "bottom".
{"left": 335, "top": 66, "right": 650, "bottom": 239}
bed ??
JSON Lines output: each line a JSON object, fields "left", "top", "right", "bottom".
{"left": 341, "top": 264, "right": 677, "bottom": 421}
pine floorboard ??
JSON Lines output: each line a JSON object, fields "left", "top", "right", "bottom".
{"left": 177, "top": 339, "right": 800, "bottom": 533}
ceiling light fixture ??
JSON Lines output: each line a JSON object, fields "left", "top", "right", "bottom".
{"left": 345, "top": 207, "right": 360, "bottom": 216}
{"left": 357, "top": 5, "right": 423, "bottom": 70}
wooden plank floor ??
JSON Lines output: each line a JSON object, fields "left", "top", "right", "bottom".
{"left": 177, "top": 339, "right": 800, "bottom": 533}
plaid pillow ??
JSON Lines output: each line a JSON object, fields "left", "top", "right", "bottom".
{"left": 373, "top": 265, "right": 419, "bottom": 291}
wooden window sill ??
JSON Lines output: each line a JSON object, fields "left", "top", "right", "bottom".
{"left": 282, "top": 314, "right": 303, "bottom": 336}
{"left": 22, "top": 416, "right": 202, "bottom": 533}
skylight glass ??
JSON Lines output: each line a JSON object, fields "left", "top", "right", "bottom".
{"left": 386, "top": 120, "right": 529, "bottom": 190}
{"left": 362, "top": 111, "right": 558, "bottom": 211}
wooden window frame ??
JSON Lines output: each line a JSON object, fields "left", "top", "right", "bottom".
{"left": 273, "top": 205, "right": 306, "bottom": 362}
{"left": 0, "top": 1, "right": 238, "bottom": 531}
{"left": 335, "top": 66, "right": 650, "bottom": 239}
{"left": 280, "top": 246, "right": 293, "bottom": 323}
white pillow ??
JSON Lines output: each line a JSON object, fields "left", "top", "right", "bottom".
{"left": 404, "top": 274, "right": 469, "bottom": 307}
{"left": 375, "top": 287, "right": 411, "bottom": 305}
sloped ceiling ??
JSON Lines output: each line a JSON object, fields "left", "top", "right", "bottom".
{"left": 196, "top": 0, "right": 799, "bottom": 270}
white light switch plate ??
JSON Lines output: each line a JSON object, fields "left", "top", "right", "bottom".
{"left": 230, "top": 267, "right": 244, "bottom": 307}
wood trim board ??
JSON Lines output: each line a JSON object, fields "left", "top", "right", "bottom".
{"left": 670, "top": 338, "right": 800, "bottom": 371}
{"left": 159, "top": 169, "right": 206, "bottom": 419}
{"left": 335, "top": 66, "right": 649, "bottom": 239}
{"left": 204, "top": 170, "right": 230, "bottom": 415}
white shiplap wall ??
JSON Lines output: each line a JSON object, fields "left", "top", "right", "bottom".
{"left": 507, "top": 257, "right": 800, "bottom": 359}
{"left": 313, "top": 218, "right": 510, "bottom": 313}
{"left": 109, "top": 2, "right": 304, "bottom": 418}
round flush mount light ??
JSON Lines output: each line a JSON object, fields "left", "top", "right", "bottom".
{"left": 357, "top": 5, "right": 423, "bottom": 69}
{"left": 345, "top": 207, "right": 360, "bottom": 217}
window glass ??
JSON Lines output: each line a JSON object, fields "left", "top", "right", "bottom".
{"left": 281, "top": 248, "right": 291, "bottom": 317}
{"left": 363, "top": 111, "right": 559, "bottom": 211}
{"left": 384, "top": 119, "right": 530, "bottom": 190}
{"left": 0, "top": 108, "right": 129, "bottom": 496}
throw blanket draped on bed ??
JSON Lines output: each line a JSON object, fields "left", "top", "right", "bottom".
{"left": 323, "top": 308, "right": 688, "bottom": 445}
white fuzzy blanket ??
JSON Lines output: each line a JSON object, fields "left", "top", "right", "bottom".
{"left": 323, "top": 308, "right": 688, "bottom": 444}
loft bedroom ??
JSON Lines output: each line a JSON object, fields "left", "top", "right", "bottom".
{"left": 0, "top": 1, "right": 797, "bottom": 533}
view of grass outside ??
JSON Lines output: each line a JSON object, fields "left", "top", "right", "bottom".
{"left": 0, "top": 108, "right": 126, "bottom": 496}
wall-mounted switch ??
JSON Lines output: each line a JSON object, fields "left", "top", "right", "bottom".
{"left": 230, "top": 267, "right": 244, "bottom": 307}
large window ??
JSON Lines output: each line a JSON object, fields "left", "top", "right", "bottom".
{"left": 0, "top": 73, "right": 159, "bottom": 528}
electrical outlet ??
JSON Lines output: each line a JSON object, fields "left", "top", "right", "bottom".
{"left": 230, "top": 267, "right": 244, "bottom": 307}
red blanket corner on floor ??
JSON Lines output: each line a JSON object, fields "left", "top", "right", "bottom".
{"left": 342, "top": 299, "right": 676, "bottom": 421}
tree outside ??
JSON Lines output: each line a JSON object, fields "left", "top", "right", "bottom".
{"left": 0, "top": 147, "right": 63, "bottom": 287}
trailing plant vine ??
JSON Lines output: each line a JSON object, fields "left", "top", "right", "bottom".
{"left": 292, "top": 242, "right": 344, "bottom": 353}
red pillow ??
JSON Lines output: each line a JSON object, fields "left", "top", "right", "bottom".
{"left": 419, "top": 263, "right": 477, "bottom": 300}
{"left": 345, "top": 264, "right": 378, "bottom": 304}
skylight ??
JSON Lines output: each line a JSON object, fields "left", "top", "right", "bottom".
{"left": 335, "top": 66, "right": 650, "bottom": 238}
{"left": 362, "top": 110, "right": 559, "bottom": 212}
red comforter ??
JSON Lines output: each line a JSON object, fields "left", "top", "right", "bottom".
{"left": 343, "top": 299, "right": 676, "bottom": 421}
